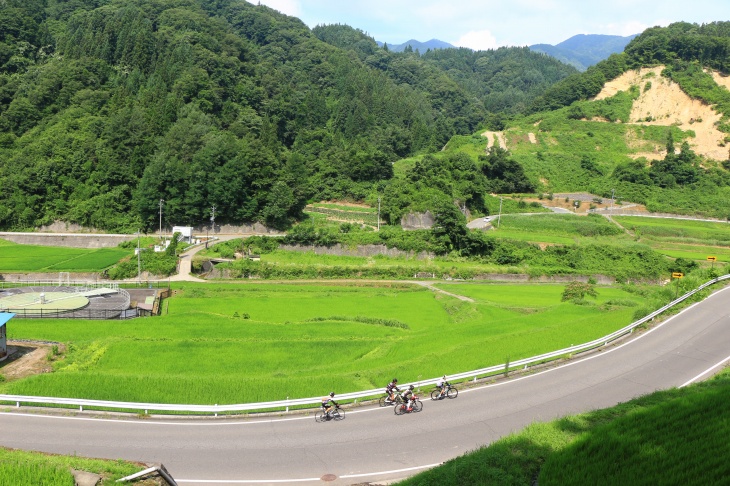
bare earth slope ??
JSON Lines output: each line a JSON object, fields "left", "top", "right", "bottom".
{"left": 594, "top": 66, "right": 728, "bottom": 161}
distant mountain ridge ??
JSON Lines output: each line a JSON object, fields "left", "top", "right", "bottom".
{"left": 376, "top": 38, "right": 455, "bottom": 53}
{"left": 530, "top": 34, "right": 638, "bottom": 71}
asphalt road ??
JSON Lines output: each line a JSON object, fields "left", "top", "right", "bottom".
{"left": 1, "top": 287, "right": 729, "bottom": 485}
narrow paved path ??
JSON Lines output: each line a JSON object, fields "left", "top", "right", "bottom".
{"left": 170, "top": 235, "right": 245, "bottom": 282}
{"left": 1, "top": 287, "right": 728, "bottom": 485}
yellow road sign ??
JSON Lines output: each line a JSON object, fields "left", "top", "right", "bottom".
{"left": 707, "top": 256, "right": 717, "bottom": 262}
{"left": 672, "top": 272, "right": 684, "bottom": 278}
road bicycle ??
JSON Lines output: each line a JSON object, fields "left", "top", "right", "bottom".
{"left": 430, "top": 384, "right": 458, "bottom": 400}
{"left": 315, "top": 406, "right": 345, "bottom": 422}
{"left": 394, "top": 395, "right": 423, "bottom": 415}
{"left": 378, "top": 393, "right": 404, "bottom": 407}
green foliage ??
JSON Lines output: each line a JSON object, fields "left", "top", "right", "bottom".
{"left": 0, "top": 447, "right": 141, "bottom": 485}
{"left": 561, "top": 281, "right": 598, "bottom": 301}
{"left": 107, "top": 249, "right": 177, "bottom": 279}
{"left": 166, "top": 231, "right": 182, "bottom": 256}
{"left": 1, "top": 0, "right": 510, "bottom": 232}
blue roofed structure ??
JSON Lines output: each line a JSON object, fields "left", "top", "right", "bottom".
{"left": 0, "top": 312, "right": 13, "bottom": 360}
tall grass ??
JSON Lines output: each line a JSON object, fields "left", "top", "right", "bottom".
{"left": 0, "top": 447, "right": 141, "bottom": 485}
{"left": 613, "top": 216, "right": 730, "bottom": 245}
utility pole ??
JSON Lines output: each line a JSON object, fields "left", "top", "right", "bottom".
{"left": 497, "top": 197, "right": 503, "bottom": 228}
{"left": 136, "top": 230, "right": 141, "bottom": 284}
{"left": 159, "top": 199, "right": 164, "bottom": 235}
{"left": 377, "top": 197, "right": 381, "bottom": 231}
{"left": 210, "top": 205, "right": 216, "bottom": 234}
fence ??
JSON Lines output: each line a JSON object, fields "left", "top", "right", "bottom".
{"left": 1, "top": 274, "right": 728, "bottom": 415}
{"left": 0, "top": 283, "right": 132, "bottom": 320}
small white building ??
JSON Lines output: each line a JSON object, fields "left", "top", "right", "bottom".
{"left": 0, "top": 312, "right": 13, "bottom": 361}
{"left": 172, "top": 226, "right": 194, "bottom": 243}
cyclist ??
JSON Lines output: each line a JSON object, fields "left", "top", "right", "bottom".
{"left": 402, "top": 385, "right": 415, "bottom": 411}
{"left": 385, "top": 378, "right": 400, "bottom": 403}
{"left": 436, "top": 375, "right": 449, "bottom": 398}
{"left": 321, "top": 392, "right": 338, "bottom": 419}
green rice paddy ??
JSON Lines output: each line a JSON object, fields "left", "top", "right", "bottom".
{"left": 2, "top": 282, "right": 643, "bottom": 405}
{"left": 0, "top": 239, "right": 129, "bottom": 272}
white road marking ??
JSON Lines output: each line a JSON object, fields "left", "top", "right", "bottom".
{"left": 680, "top": 354, "right": 730, "bottom": 387}
{"left": 175, "top": 463, "right": 441, "bottom": 483}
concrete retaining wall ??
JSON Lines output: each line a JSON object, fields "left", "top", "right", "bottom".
{"left": 0, "top": 272, "right": 102, "bottom": 282}
{"left": 280, "top": 244, "right": 434, "bottom": 259}
{"left": 0, "top": 232, "right": 134, "bottom": 248}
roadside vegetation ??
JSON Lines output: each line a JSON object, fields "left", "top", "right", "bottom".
{"left": 398, "top": 367, "right": 730, "bottom": 486}
{"left": 0, "top": 447, "right": 142, "bottom": 486}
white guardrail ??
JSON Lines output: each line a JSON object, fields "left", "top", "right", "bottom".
{"left": 2, "top": 275, "right": 728, "bottom": 415}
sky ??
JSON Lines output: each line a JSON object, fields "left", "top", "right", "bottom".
{"left": 249, "top": 0, "right": 730, "bottom": 49}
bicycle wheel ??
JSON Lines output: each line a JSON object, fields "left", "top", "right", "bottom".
{"left": 394, "top": 403, "right": 406, "bottom": 415}
{"left": 430, "top": 389, "right": 441, "bottom": 401}
{"left": 333, "top": 408, "right": 345, "bottom": 421}
{"left": 315, "top": 411, "right": 326, "bottom": 423}
{"left": 447, "top": 387, "right": 458, "bottom": 399}
{"left": 413, "top": 400, "right": 423, "bottom": 412}
{"left": 379, "top": 395, "right": 391, "bottom": 407}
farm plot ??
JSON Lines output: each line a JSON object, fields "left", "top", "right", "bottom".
{"left": 0, "top": 239, "right": 129, "bottom": 272}
{"left": 492, "top": 214, "right": 627, "bottom": 245}
{"left": 3, "top": 282, "right": 643, "bottom": 405}
{"left": 613, "top": 216, "right": 730, "bottom": 262}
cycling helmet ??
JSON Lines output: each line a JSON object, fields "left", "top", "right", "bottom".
{"left": 409, "top": 385, "right": 414, "bottom": 390}
{"left": 393, "top": 378, "right": 398, "bottom": 383}
{"left": 442, "top": 375, "right": 446, "bottom": 379}
{"left": 329, "top": 392, "right": 335, "bottom": 397}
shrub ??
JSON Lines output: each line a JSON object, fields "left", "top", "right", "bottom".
{"left": 561, "top": 282, "right": 598, "bottom": 302}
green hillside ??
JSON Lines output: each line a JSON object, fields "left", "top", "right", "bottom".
{"left": 2, "top": 5, "right": 730, "bottom": 234}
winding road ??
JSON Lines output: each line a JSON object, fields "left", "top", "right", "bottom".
{"left": 1, "top": 286, "right": 729, "bottom": 485}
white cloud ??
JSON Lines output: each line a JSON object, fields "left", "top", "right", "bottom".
{"left": 255, "top": 0, "right": 301, "bottom": 17}
{"left": 454, "top": 30, "right": 500, "bottom": 51}
{"left": 604, "top": 20, "right": 650, "bottom": 36}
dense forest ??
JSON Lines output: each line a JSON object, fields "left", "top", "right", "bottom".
{"left": 0, "top": 0, "right": 575, "bottom": 232}
{"left": 2, "top": 2, "right": 729, "bottom": 233}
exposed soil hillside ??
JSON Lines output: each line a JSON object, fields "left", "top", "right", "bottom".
{"left": 481, "top": 130, "right": 507, "bottom": 150}
{"left": 594, "top": 66, "right": 728, "bottom": 161}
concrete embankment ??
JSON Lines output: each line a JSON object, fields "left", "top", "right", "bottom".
{"left": 0, "top": 232, "right": 134, "bottom": 248}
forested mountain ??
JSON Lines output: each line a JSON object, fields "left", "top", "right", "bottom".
{"left": 0, "top": 1, "right": 578, "bottom": 232}
{"left": 314, "top": 24, "right": 578, "bottom": 120}
{"left": 531, "top": 22, "right": 730, "bottom": 114}
{"left": 375, "top": 38, "right": 455, "bottom": 53}
{"left": 530, "top": 34, "right": 638, "bottom": 71}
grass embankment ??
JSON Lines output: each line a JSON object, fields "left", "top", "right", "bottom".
{"left": 205, "top": 220, "right": 672, "bottom": 282}
{"left": 2, "top": 282, "right": 648, "bottom": 405}
{"left": 613, "top": 216, "right": 730, "bottom": 262}
{"left": 0, "top": 239, "right": 129, "bottom": 272}
{"left": 0, "top": 447, "right": 142, "bottom": 485}
{"left": 399, "top": 368, "right": 730, "bottom": 486}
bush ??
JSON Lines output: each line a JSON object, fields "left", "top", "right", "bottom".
{"left": 561, "top": 282, "right": 598, "bottom": 301}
